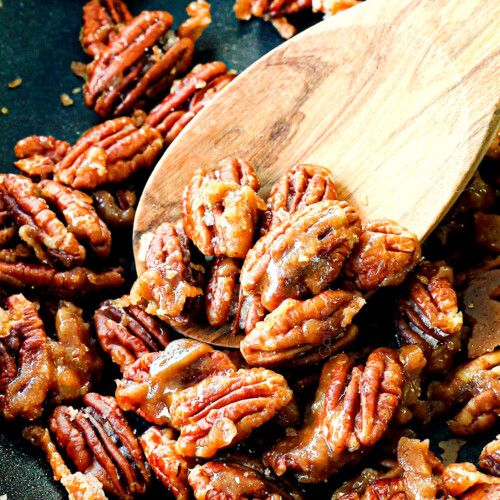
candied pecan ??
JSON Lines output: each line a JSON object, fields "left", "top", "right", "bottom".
{"left": 54, "top": 118, "right": 163, "bottom": 189}
{"left": 260, "top": 164, "right": 337, "bottom": 235}
{"left": 0, "top": 243, "right": 32, "bottom": 263}
{"left": 93, "top": 188, "right": 136, "bottom": 228}
{"left": 84, "top": 11, "right": 195, "bottom": 117}
{"left": 429, "top": 351, "right": 500, "bottom": 435}
{"left": 170, "top": 367, "right": 293, "bottom": 457}
{"left": 206, "top": 257, "right": 240, "bottom": 327}
{"left": 312, "top": 0, "right": 362, "bottom": 16}
{"left": 479, "top": 436, "right": 500, "bottom": 476}
{"left": 177, "top": 0, "right": 212, "bottom": 42}
{"left": 232, "top": 291, "right": 266, "bottom": 335}
{"left": 182, "top": 158, "right": 265, "bottom": 258}
{"left": 240, "top": 290, "right": 364, "bottom": 366}
{"left": 442, "top": 462, "right": 500, "bottom": 497}
{"left": 14, "top": 135, "right": 70, "bottom": 178}
{"left": 50, "top": 393, "right": 150, "bottom": 499}
{"left": 0, "top": 294, "right": 53, "bottom": 420}
{"left": 115, "top": 338, "right": 236, "bottom": 425}
{"left": 395, "top": 261, "right": 463, "bottom": 373}
{"left": 475, "top": 212, "right": 500, "bottom": 254}
{"left": 95, "top": 295, "right": 170, "bottom": 371}
{"left": 130, "top": 221, "right": 204, "bottom": 326}
{"left": 0, "top": 261, "right": 124, "bottom": 297}
{"left": 241, "top": 199, "right": 361, "bottom": 311}
{"left": 140, "top": 426, "right": 192, "bottom": 500}
{"left": 264, "top": 348, "right": 404, "bottom": 482}
{"left": 81, "top": 0, "right": 132, "bottom": 57}
{"left": 344, "top": 219, "right": 421, "bottom": 291}
{"left": 0, "top": 196, "right": 16, "bottom": 247}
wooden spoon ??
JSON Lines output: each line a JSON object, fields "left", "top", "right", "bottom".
{"left": 134, "top": 0, "right": 500, "bottom": 348}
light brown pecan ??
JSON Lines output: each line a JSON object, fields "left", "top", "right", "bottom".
{"left": 53, "top": 118, "right": 163, "bottom": 189}
{"left": 95, "top": 295, "right": 170, "bottom": 372}
{"left": 395, "top": 261, "right": 463, "bottom": 373}
{"left": 182, "top": 158, "right": 265, "bottom": 258}
{"left": 81, "top": 0, "right": 133, "bottom": 57}
{"left": 177, "top": 0, "right": 212, "bottom": 42}
{"left": 115, "top": 338, "right": 236, "bottom": 425}
{"left": 442, "top": 462, "right": 500, "bottom": 497}
{"left": 93, "top": 188, "right": 136, "bottom": 228}
{"left": 241, "top": 199, "right": 361, "bottom": 312}
{"left": 50, "top": 393, "right": 150, "bottom": 499}
{"left": 479, "top": 436, "right": 500, "bottom": 477}
{"left": 344, "top": 219, "right": 421, "bottom": 291}
{"left": 130, "top": 221, "right": 204, "bottom": 326}
{"left": 260, "top": 164, "right": 337, "bottom": 235}
{"left": 83, "top": 11, "right": 195, "bottom": 117}
{"left": 264, "top": 348, "right": 404, "bottom": 482}
{"left": 170, "top": 367, "right": 293, "bottom": 458}
{"left": 429, "top": 350, "right": 500, "bottom": 436}
{"left": 240, "top": 290, "right": 364, "bottom": 366}
{"left": 146, "top": 61, "right": 236, "bottom": 144}
{"left": 140, "top": 426, "right": 192, "bottom": 500}
{"left": 0, "top": 294, "right": 53, "bottom": 420}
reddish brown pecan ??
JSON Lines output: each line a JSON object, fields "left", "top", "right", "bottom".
{"left": 93, "top": 188, "right": 136, "bottom": 228}
{"left": 146, "top": 61, "right": 236, "bottom": 144}
{"left": 0, "top": 196, "right": 16, "bottom": 248}
{"left": 442, "top": 462, "right": 500, "bottom": 497}
{"left": 240, "top": 290, "right": 364, "bottom": 366}
{"left": 241, "top": 199, "right": 361, "bottom": 312}
{"left": 170, "top": 367, "right": 293, "bottom": 457}
{"left": 50, "top": 393, "right": 150, "bottom": 499}
{"left": 264, "top": 348, "right": 404, "bottom": 482}
{"left": 344, "top": 219, "right": 421, "bottom": 291}
{"left": 0, "top": 294, "right": 53, "bottom": 420}
{"left": 131, "top": 221, "right": 204, "bottom": 326}
{"left": 140, "top": 426, "right": 192, "bottom": 500}
{"left": 429, "top": 351, "right": 500, "bottom": 436}
{"left": 395, "top": 261, "right": 463, "bottom": 373}
{"left": 95, "top": 295, "right": 170, "bottom": 371}
{"left": 53, "top": 118, "right": 163, "bottom": 190}
{"left": 260, "top": 164, "right": 337, "bottom": 235}
{"left": 0, "top": 243, "right": 32, "bottom": 263}
{"left": 177, "top": 0, "right": 212, "bottom": 42}
{"left": 232, "top": 291, "right": 266, "bottom": 335}
{"left": 479, "top": 436, "right": 500, "bottom": 477}
{"left": 83, "top": 11, "right": 195, "bottom": 117}
{"left": 81, "top": 0, "right": 133, "bottom": 57}
{"left": 182, "top": 158, "right": 265, "bottom": 258}
{"left": 115, "top": 338, "right": 236, "bottom": 425}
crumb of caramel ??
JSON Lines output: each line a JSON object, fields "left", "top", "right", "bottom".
{"left": 60, "top": 94, "right": 74, "bottom": 107}
{"left": 7, "top": 77, "right": 22, "bottom": 89}
{"left": 72, "top": 87, "right": 81, "bottom": 95}
{"left": 1, "top": 107, "right": 8, "bottom": 115}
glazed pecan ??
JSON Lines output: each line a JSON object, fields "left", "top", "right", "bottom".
{"left": 182, "top": 158, "right": 265, "bottom": 258}
{"left": 260, "top": 164, "right": 337, "bottom": 235}
{"left": 95, "top": 295, "right": 170, "bottom": 371}
{"left": 240, "top": 290, "right": 364, "bottom": 366}
{"left": 241, "top": 199, "right": 361, "bottom": 311}
{"left": 0, "top": 294, "right": 53, "bottom": 420}
{"left": 140, "top": 426, "right": 192, "bottom": 500}
{"left": 312, "top": 0, "right": 362, "bottom": 16}
{"left": 177, "top": 0, "right": 212, "bottom": 42}
{"left": 53, "top": 118, "right": 163, "bottom": 189}
{"left": 170, "top": 367, "right": 293, "bottom": 457}
{"left": 93, "top": 188, "right": 136, "bottom": 228}
{"left": 442, "top": 462, "right": 500, "bottom": 497}
{"left": 344, "top": 219, "right": 421, "bottom": 291}
{"left": 232, "top": 291, "right": 266, "bottom": 335}
{"left": 395, "top": 261, "right": 463, "bottom": 373}
{"left": 146, "top": 61, "right": 236, "bottom": 144}
{"left": 81, "top": 0, "right": 132, "bottom": 57}
{"left": 264, "top": 348, "right": 404, "bottom": 482}
{"left": 0, "top": 196, "right": 16, "bottom": 247}
{"left": 479, "top": 436, "right": 500, "bottom": 476}
{"left": 429, "top": 350, "right": 500, "bottom": 435}
{"left": 84, "top": 11, "right": 195, "bottom": 117}
{"left": 0, "top": 243, "right": 32, "bottom": 263}
{"left": 50, "top": 393, "right": 150, "bottom": 499}
{"left": 115, "top": 339, "right": 236, "bottom": 425}
{"left": 130, "top": 221, "right": 204, "bottom": 326}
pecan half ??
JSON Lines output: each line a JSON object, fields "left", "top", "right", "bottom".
{"left": 241, "top": 199, "right": 361, "bottom": 311}
{"left": 479, "top": 436, "right": 500, "bottom": 477}
{"left": 396, "top": 261, "right": 463, "bottom": 373}
{"left": 442, "top": 462, "right": 500, "bottom": 497}
{"left": 81, "top": 0, "right": 133, "bottom": 57}
{"left": 84, "top": 11, "right": 195, "bottom": 117}
{"left": 260, "top": 164, "right": 337, "bottom": 235}
{"left": 344, "top": 219, "right": 421, "bottom": 291}
{"left": 240, "top": 290, "right": 364, "bottom": 366}
{"left": 95, "top": 295, "right": 170, "bottom": 372}
{"left": 50, "top": 393, "right": 150, "bottom": 499}
{"left": 115, "top": 338, "right": 236, "bottom": 425}
{"left": 0, "top": 294, "right": 53, "bottom": 420}
{"left": 182, "top": 158, "right": 265, "bottom": 258}
{"left": 264, "top": 348, "right": 404, "bottom": 482}
{"left": 54, "top": 118, "right": 163, "bottom": 189}
{"left": 130, "top": 221, "right": 204, "bottom": 326}
{"left": 171, "top": 367, "right": 293, "bottom": 457}
{"left": 93, "top": 188, "right": 136, "bottom": 228}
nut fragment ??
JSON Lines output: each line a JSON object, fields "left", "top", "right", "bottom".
{"left": 441, "top": 462, "right": 500, "bottom": 497}
{"left": 177, "top": 0, "right": 212, "bottom": 42}
{"left": 479, "top": 436, "right": 500, "bottom": 477}
{"left": 93, "top": 188, "right": 136, "bottom": 228}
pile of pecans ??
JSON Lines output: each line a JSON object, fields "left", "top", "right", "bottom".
{"left": 0, "top": 1, "right": 499, "bottom": 500}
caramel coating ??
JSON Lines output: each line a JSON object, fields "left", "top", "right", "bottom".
{"left": 442, "top": 462, "right": 500, "bottom": 496}
{"left": 241, "top": 199, "right": 361, "bottom": 311}
{"left": 92, "top": 189, "right": 136, "bottom": 228}
{"left": 232, "top": 291, "right": 266, "bottom": 335}
{"left": 177, "top": 0, "right": 212, "bottom": 42}
{"left": 479, "top": 436, "right": 500, "bottom": 477}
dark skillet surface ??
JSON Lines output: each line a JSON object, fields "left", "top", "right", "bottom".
{"left": 0, "top": 1, "right": 493, "bottom": 499}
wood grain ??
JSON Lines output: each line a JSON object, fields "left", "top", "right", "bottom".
{"left": 134, "top": 0, "right": 500, "bottom": 347}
